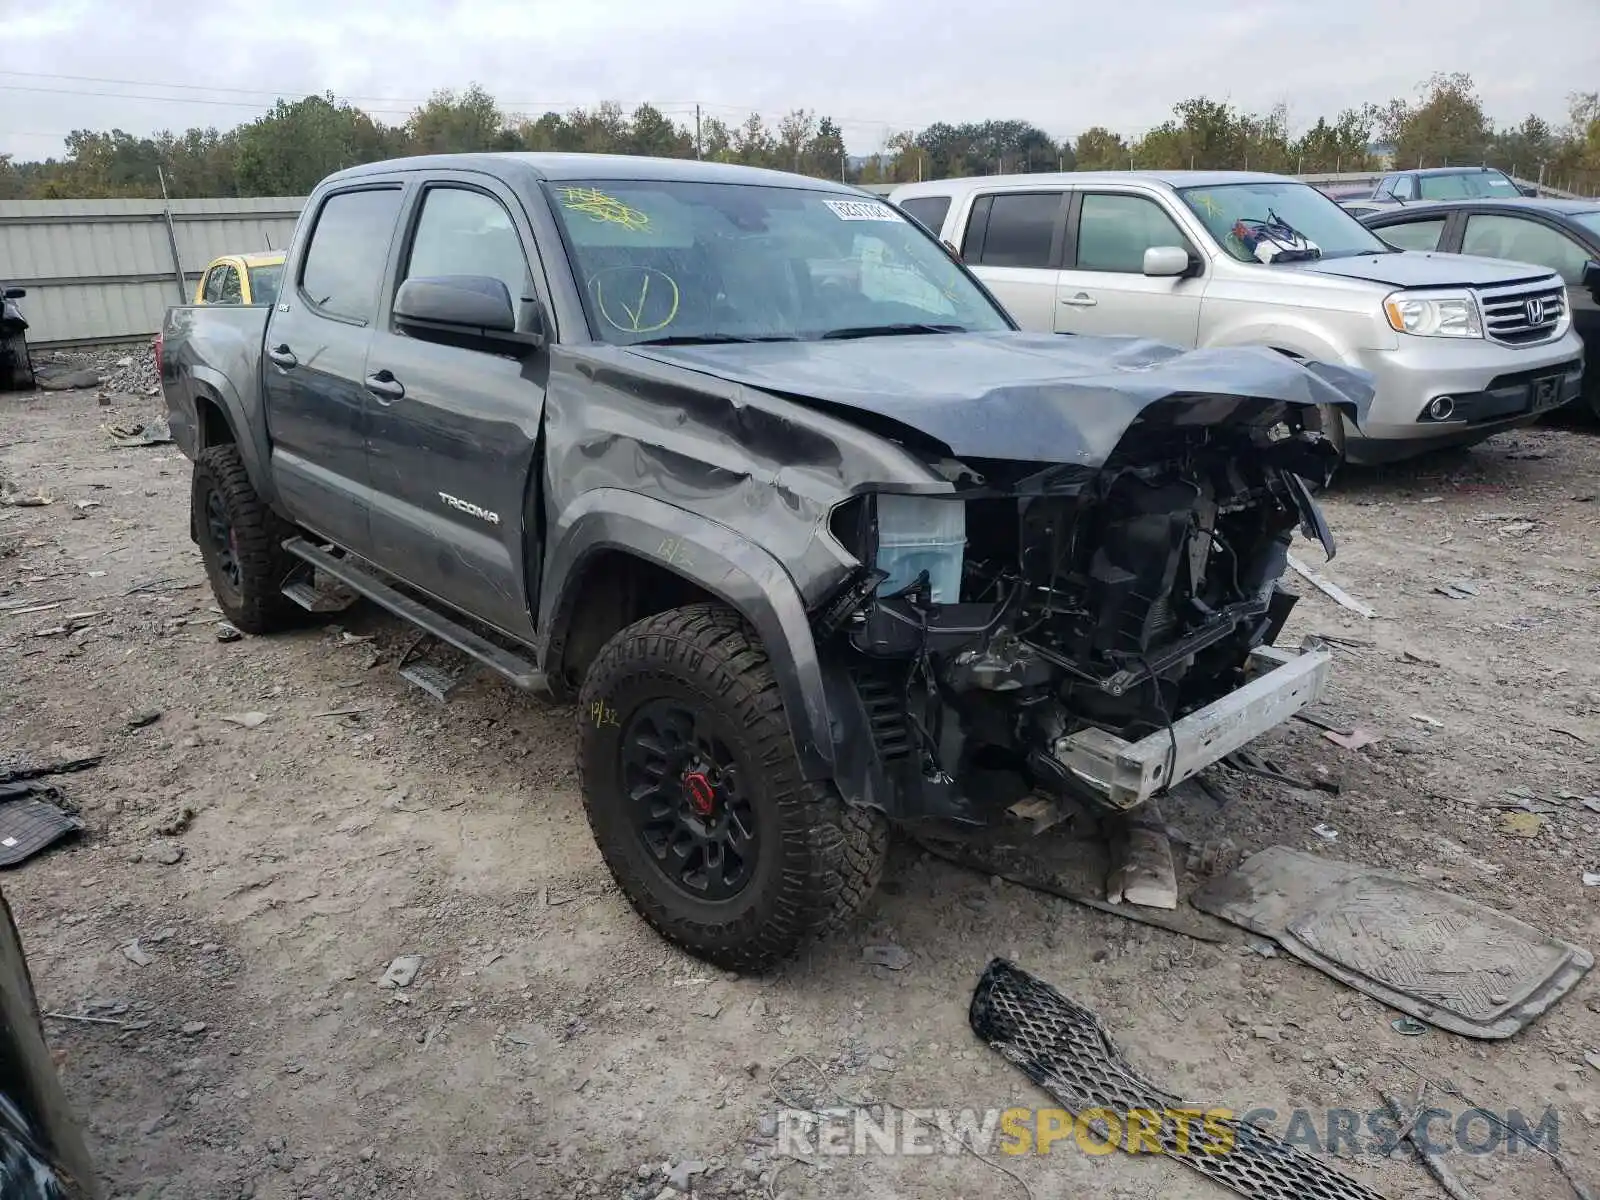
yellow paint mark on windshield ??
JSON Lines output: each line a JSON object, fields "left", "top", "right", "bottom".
{"left": 591, "top": 267, "right": 680, "bottom": 333}
{"left": 1191, "top": 193, "right": 1224, "bottom": 219}
{"left": 559, "top": 186, "right": 652, "bottom": 232}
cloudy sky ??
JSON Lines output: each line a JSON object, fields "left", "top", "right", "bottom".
{"left": 3, "top": 0, "right": 1598, "bottom": 162}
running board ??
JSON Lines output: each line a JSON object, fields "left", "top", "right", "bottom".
{"left": 281, "top": 538, "right": 548, "bottom": 694}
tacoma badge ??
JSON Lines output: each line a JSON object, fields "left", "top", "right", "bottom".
{"left": 438, "top": 492, "right": 500, "bottom": 525}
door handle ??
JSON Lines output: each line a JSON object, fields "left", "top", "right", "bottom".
{"left": 266, "top": 344, "right": 298, "bottom": 369}
{"left": 364, "top": 370, "right": 405, "bottom": 404}
{"left": 1060, "top": 293, "right": 1097, "bottom": 308}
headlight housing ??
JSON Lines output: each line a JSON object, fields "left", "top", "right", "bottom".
{"left": 1383, "top": 291, "right": 1482, "bottom": 339}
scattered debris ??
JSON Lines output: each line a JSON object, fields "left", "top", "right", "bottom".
{"left": 1192, "top": 846, "right": 1593, "bottom": 1038}
{"left": 44, "top": 1011, "right": 127, "bottom": 1028}
{"left": 861, "top": 944, "right": 913, "bottom": 971}
{"left": 1293, "top": 710, "right": 1350, "bottom": 736}
{"left": 1380, "top": 1090, "right": 1474, "bottom": 1200}
{"left": 311, "top": 707, "right": 369, "bottom": 720}
{"left": 664, "top": 1161, "right": 707, "bottom": 1191}
{"left": 1434, "top": 580, "right": 1479, "bottom": 599}
{"left": 219, "top": 712, "right": 269, "bottom": 729}
{"left": 154, "top": 805, "right": 194, "bottom": 837}
{"left": 1409, "top": 713, "right": 1445, "bottom": 729}
{"left": 148, "top": 842, "right": 184, "bottom": 866}
{"left": 378, "top": 955, "right": 423, "bottom": 989}
{"left": 1223, "top": 748, "right": 1339, "bottom": 793}
{"left": 1324, "top": 728, "right": 1379, "bottom": 751}
{"left": 214, "top": 622, "right": 242, "bottom": 643}
{"left": 0, "top": 755, "right": 102, "bottom": 786}
{"left": 1399, "top": 649, "right": 1440, "bottom": 666}
{"left": 1498, "top": 811, "right": 1544, "bottom": 839}
{"left": 1311, "top": 824, "right": 1340, "bottom": 842}
{"left": 1286, "top": 553, "right": 1375, "bottom": 618}
{"left": 126, "top": 710, "right": 161, "bottom": 730}
{"left": 1498, "top": 521, "right": 1535, "bottom": 536}
{"left": 1105, "top": 801, "right": 1178, "bottom": 910}
{"left": 694, "top": 996, "right": 724, "bottom": 1020}
{"left": 180, "top": 1021, "right": 208, "bottom": 1036}
{"left": 1549, "top": 727, "right": 1591, "bottom": 745}
{"left": 121, "top": 940, "right": 154, "bottom": 967}
{"left": 1584, "top": 874, "right": 1600, "bottom": 888}
{"left": 0, "top": 784, "right": 85, "bottom": 867}
{"left": 1390, "top": 1017, "right": 1428, "bottom": 1037}
{"left": 33, "top": 367, "right": 102, "bottom": 391}
{"left": 106, "top": 417, "right": 174, "bottom": 447}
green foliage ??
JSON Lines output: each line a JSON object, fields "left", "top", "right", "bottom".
{"left": 6, "top": 74, "right": 1598, "bottom": 199}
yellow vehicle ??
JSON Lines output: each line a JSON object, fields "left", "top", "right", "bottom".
{"left": 193, "top": 251, "right": 285, "bottom": 306}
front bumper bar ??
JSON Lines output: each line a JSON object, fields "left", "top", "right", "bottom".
{"left": 1051, "top": 640, "right": 1333, "bottom": 810}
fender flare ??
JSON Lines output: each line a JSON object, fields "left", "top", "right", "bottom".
{"left": 183, "top": 365, "right": 279, "bottom": 507}
{"left": 539, "top": 489, "right": 836, "bottom": 781}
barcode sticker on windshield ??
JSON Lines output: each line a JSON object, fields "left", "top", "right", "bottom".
{"left": 823, "top": 199, "right": 902, "bottom": 222}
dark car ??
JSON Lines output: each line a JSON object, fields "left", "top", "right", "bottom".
{"left": 1373, "top": 166, "right": 1535, "bottom": 204}
{"left": 1362, "top": 198, "right": 1600, "bottom": 417}
{"left": 1, "top": 284, "right": 33, "bottom": 392}
{"left": 160, "top": 152, "right": 1371, "bottom": 969}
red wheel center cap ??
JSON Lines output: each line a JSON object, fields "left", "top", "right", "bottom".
{"left": 683, "top": 772, "right": 716, "bottom": 816}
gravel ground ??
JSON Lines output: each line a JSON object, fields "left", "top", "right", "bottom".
{"left": 1, "top": 383, "right": 1598, "bottom": 1200}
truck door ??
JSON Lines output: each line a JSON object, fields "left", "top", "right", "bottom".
{"left": 959, "top": 191, "right": 1067, "bottom": 332}
{"left": 361, "top": 176, "right": 548, "bottom": 641}
{"left": 1053, "top": 190, "right": 1204, "bottom": 346}
{"left": 262, "top": 183, "right": 405, "bottom": 551}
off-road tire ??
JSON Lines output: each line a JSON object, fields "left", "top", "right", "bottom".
{"left": 2, "top": 335, "right": 32, "bottom": 392}
{"left": 192, "top": 444, "right": 299, "bottom": 635}
{"left": 577, "top": 603, "right": 888, "bottom": 971}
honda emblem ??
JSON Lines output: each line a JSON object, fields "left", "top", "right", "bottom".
{"left": 1524, "top": 297, "right": 1546, "bottom": 324}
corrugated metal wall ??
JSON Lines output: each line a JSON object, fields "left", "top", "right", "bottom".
{"left": 0, "top": 196, "right": 306, "bottom": 347}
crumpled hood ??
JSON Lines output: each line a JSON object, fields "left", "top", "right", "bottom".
{"left": 628, "top": 332, "right": 1373, "bottom": 463}
{"left": 1290, "top": 251, "right": 1556, "bottom": 289}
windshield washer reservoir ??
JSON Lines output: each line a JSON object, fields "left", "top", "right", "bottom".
{"left": 874, "top": 493, "right": 966, "bottom": 604}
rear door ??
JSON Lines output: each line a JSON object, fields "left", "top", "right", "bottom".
{"left": 1053, "top": 189, "right": 1204, "bottom": 345}
{"left": 959, "top": 190, "right": 1066, "bottom": 330}
{"left": 362, "top": 173, "right": 551, "bottom": 640}
{"left": 1458, "top": 210, "right": 1599, "bottom": 358}
{"left": 263, "top": 181, "right": 406, "bottom": 550}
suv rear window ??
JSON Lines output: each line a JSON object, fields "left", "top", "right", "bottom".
{"left": 299, "top": 187, "right": 404, "bottom": 323}
{"left": 971, "top": 192, "right": 1060, "bottom": 269}
{"left": 897, "top": 195, "right": 951, "bottom": 236}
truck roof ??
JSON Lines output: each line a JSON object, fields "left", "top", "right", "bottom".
{"left": 328, "top": 152, "right": 867, "bottom": 194}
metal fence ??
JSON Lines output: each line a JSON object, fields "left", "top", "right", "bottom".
{"left": 0, "top": 196, "right": 303, "bottom": 348}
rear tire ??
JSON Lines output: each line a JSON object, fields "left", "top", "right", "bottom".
{"left": 2, "top": 336, "right": 32, "bottom": 392}
{"left": 192, "top": 444, "right": 299, "bottom": 634}
{"left": 577, "top": 603, "right": 887, "bottom": 971}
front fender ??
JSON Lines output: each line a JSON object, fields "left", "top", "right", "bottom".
{"left": 539, "top": 489, "right": 835, "bottom": 781}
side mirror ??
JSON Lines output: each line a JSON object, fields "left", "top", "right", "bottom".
{"left": 1519, "top": 184, "right": 1539, "bottom": 197}
{"left": 1583, "top": 259, "right": 1600, "bottom": 294}
{"left": 393, "top": 275, "right": 542, "bottom": 354}
{"left": 1143, "top": 245, "right": 1191, "bottom": 278}
{"left": 3, "top": 287, "right": 25, "bottom": 300}
{"left": 941, "top": 238, "right": 962, "bottom": 262}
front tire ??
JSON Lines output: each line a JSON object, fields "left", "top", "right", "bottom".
{"left": 2, "top": 336, "right": 32, "bottom": 392}
{"left": 577, "top": 604, "right": 887, "bottom": 971}
{"left": 192, "top": 444, "right": 299, "bottom": 634}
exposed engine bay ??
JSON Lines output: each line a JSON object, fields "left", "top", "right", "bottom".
{"left": 820, "top": 400, "right": 1341, "bottom": 825}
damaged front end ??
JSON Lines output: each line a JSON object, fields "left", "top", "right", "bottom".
{"left": 819, "top": 397, "right": 1345, "bottom": 826}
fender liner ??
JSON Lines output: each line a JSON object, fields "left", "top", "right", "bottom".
{"left": 539, "top": 489, "right": 836, "bottom": 781}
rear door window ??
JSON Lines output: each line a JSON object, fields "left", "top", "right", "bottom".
{"left": 1462, "top": 214, "right": 1590, "bottom": 282}
{"left": 971, "top": 192, "right": 1062, "bottom": 269}
{"left": 898, "top": 195, "right": 951, "bottom": 236}
{"left": 299, "top": 187, "right": 405, "bottom": 324}
{"left": 1375, "top": 217, "right": 1448, "bottom": 252}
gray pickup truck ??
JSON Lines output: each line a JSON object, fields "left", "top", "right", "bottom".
{"left": 160, "top": 152, "right": 1371, "bottom": 969}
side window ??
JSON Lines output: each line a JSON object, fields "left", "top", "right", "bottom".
{"left": 1462, "top": 215, "right": 1589, "bottom": 282}
{"left": 402, "top": 186, "right": 530, "bottom": 311}
{"left": 973, "top": 192, "right": 1061, "bottom": 269}
{"left": 299, "top": 187, "right": 405, "bottom": 324}
{"left": 1075, "top": 193, "right": 1191, "bottom": 273}
{"left": 1392, "top": 176, "right": 1416, "bottom": 201}
{"left": 201, "top": 267, "right": 226, "bottom": 303}
{"left": 898, "top": 195, "right": 951, "bottom": 237}
{"left": 1375, "top": 218, "right": 1448, "bottom": 253}
{"left": 219, "top": 265, "right": 243, "bottom": 304}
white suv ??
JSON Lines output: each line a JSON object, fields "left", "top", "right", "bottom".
{"left": 890, "top": 171, "right": 1584, "bottom": 463}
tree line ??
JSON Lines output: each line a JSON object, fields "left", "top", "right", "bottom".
{"left": 2, "top": 73, "right": 1596, "bottom": 201}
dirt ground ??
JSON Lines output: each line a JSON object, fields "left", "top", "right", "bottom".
{"left": 1, "top": 380, "right": 1598, "bottom": 1200}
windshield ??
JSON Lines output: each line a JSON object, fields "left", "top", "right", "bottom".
{"left": 544, "top": 179, "right": 1011, "bottom": 345}
{"left": 247, "top": 263, "right": 283, "bottom": 305}
{"left": 1417, "top": 170, "right": 1520, "bottom": 200}
{"left": 1178, "top": 181, "right": 1393, "bottom": 262}
{"left": 1573, "top": 212, "right": 1600, "bottom": 239}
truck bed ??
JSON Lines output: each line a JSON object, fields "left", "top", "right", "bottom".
{"left": 161, "top": 304, "right": 270, "bottom": 463}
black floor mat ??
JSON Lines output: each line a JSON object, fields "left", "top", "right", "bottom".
{"left": 0, "top": 782, "right": 82, "bottom": 867}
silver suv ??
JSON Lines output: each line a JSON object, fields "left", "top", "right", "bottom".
{"left": 890, "top": 171, "right": 1584, "bottom": 462}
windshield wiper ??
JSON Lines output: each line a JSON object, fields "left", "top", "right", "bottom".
{"left": 819, "top": 323, "right": 968, "bottom": 340}
{"left": 629, "top": 333, "right": 798, "bottom": 346}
